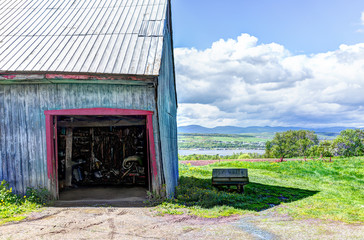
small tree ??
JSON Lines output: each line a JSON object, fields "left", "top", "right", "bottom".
{"left": 333, "top": 129, "right": 364, "bottom": 157}
{"left": 271, "top": 131, "right": 297, "bottom": 160}
{"left": 307, "top": 140, "right": 334, "bottom": 157}
{"left": 319, "top": 140, "right": 334, "bottom": 157}
{"left": 269, "top": 130, "right": 319, "bottom": 160}
{"left": 296, "top": 130, "right": 318, "bottom": 157}
{"left": 264, "top": 141, "right": 273, "bottom": 158}
{"left": 297, "top": 138, "right": 313, "bottom": 157}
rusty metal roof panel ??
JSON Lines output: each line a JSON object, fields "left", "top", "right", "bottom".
{"left": 0, "top": 0, "right": 168, "bottom": 76}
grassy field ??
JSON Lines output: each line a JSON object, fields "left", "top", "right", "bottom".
{"left": 178, "top": 133, "right": 271, "bottom": 149}
{"left": 157, "top": 157, "right": 364, "bottom": 223}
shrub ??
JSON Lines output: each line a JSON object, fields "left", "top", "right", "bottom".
{"left": 238, "top": 154, "right": 251, "bottom": 159}
{"left": 26, "top": 187, "right": 52, "bottom": 205}
{"left": 0, "top": 181, "right": 21, "bottom": 205}
{"left": 0, "top": 180, "right": 51, "bottom": 206}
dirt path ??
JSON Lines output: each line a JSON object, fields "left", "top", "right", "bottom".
{"left": 0, "top": 207, "right": 249, "bottom": 240}
{"left": 1, "top": 207, "right": 363, "bottom": 240}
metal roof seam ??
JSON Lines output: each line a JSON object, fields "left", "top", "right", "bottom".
{"left": 0, "top": 0, "right": 39, "bottom": 36}
{"left": 130, "top": 0, "right": 153, "bottom": 74}
{"left": 112, "top": 2, "right": 140, "bottom": 74}
{"left": 0, "top": 0, "right": 50, "bottom": 67}
{"left": 85, "top": 0, "right": 121, "bottom": 73}
{"left": 48, "top": 0, "right": 101, "bottom": 72}
{"left": 19, "top": 0, "right": 77, "bottom": 71}
{"left": 1, "top": 0, "right": 64, "bottom": 70}
{"left": 96, "top": 0, "right": 133, "bottom": 73}
{"left": 31, "top": 0, "right": 86, "bottom": 71}
{"left": 69, "top": 0, "right": 116, "bottom": 72}
{"left": 0, "top": 0, "right": 25, "bottom": 25}
{"left": 61, "top": 0, "right": 111, "bottom": 72}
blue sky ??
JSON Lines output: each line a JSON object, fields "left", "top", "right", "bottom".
{"left": 172, "top": 0, "right": 364, "bottom": 128}
{"left": 172, "top": 0, "right": 364, "bottom": 54}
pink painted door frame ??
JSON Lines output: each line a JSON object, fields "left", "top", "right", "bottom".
{"left": 44, "top": 108, "right": 157, "bottom": 194}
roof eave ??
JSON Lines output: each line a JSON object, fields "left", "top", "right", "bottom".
{"left": 0, "top": 72, "right": 158, "bottom": 85}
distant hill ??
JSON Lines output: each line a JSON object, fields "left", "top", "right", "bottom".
{"left": 178, "top": 125, "right": 352, "bottom": 134}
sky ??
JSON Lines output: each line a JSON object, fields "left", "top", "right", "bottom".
{"left": 171, "top": 0, "right": 364, "bottom": 128}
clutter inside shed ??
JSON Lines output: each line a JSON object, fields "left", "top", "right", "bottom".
{"left": 56, "top": 115, "right": 149, "bottom": 190}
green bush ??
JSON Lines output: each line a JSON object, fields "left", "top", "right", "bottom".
{"left": 0, "top": 180, "right": 51, "bottom": 206}
{"left": 0, "top": 180, "right": 52, "bottom": 224}
{"left": 238, "top": 153, "right": 251, "bottom": 159}
{"left": 26, "top": 187, "right": 52, "bottom": 205}
{"left": 0, "top": 181, "right": 22, "bottom": 205}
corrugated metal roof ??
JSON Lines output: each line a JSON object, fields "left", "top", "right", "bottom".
{"left": 0, "top": 0, "right": 168, "bottom": 76}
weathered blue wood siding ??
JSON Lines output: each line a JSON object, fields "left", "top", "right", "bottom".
{"left": 0, "top": 84, "right": 164, "bottom": 194}
{"left": 157, "top": 20, "right": 178, "bottom": 197}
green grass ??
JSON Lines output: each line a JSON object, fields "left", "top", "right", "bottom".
{"left": 0, "top": 199, "right": 40, "bottom": 224}
{"left": 156, "top": 157, "right": 364, "bottom": 223}
{"left": 0, "top": 181, "right": 51, "bottom": 225}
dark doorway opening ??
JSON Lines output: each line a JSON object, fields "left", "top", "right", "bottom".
{"left": 56, "top": 115, "right": 150, "bottom": 202}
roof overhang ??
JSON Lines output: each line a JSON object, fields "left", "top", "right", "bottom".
{"left": 0, "top": 72, "right": 157, "bottom": 85}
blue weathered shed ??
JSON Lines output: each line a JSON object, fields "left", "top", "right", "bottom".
{"left": 0, "top": 0, "right": 178, "bottom": 198}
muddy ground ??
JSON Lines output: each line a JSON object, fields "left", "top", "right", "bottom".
{"left": 1, "top": 207, "right": 363, "bottom": 240}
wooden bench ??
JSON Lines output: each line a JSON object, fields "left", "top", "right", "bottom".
{"left": 212, "top": 168, "right": 249, "bottom": 193}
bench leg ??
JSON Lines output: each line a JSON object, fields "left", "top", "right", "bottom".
{"left": 237, "top": 185, "right": 244, "bottom": 193}
{"left": 213, "top": 185, "right": 222, "bottom": 191}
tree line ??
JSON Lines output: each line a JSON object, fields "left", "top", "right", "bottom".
{"left": 265, "top": 129, "right": 364, "bottom": 159}
{"left": 178, "top": 152, "right": 262, "bottom": 161}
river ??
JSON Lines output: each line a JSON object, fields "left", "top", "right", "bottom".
{"left": 178, "top": 149, "right": 265, "bottom": 156}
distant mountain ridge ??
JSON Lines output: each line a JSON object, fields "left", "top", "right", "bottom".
{"left": 178, "top": 125, "right": 353, "bottom": 134}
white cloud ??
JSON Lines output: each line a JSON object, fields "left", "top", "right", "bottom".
{"left": 175, "top": 34, "right": 364, "bottom": 128}
{"left": 357, "top": 12, "right": 364, "bottom": 32}
{"left": 177, "top": 103, "right": 239, "bottom": 128}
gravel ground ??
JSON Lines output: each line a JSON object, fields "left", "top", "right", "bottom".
{"left": 243, "top": 212, "right": 364, "bottom": 240}
{"left": 0, "top": 207, "right": 363, "bottom": 240}
{"left": 0, "top": 207, "right": 250, "bottom": 240}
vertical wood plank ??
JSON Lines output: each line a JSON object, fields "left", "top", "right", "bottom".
{"left": 44, "top": 84, "right": 56, "bottom": 191}
{"left": 0, "top": 86, "right": 5, "bottom": 180}
{"left": 156, "top": 31, "right": 179, "bottom": 197}
{"left": 5, "top": 85, "right": 16, "bottom": 191}
{"left": 20, "top": 86, "right": 30, "bottom": 190}
{"left": 37, "top": 84, "right": 45, "bottom": 187}
{"left": 15, "top": 84, "right": 26, "bottom": 194}
{"left": 25, "top": 85, "right": 36, "bottom": 188}
{"left": 65, "top": 127, "right": 73, "bottom": 187}
{"left": 31, "top": 85, "right": 40, "bottom": 187}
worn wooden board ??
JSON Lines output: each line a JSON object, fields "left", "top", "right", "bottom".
{"left": 156, "top": 28, "right": 178, "bottom": 197}
{"left": 65, "top": 128, "right": 73, "bottom": 187}
{"left": 212, "top": 169, "right": 249, "bottom": 178}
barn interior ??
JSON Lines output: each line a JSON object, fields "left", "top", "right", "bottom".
{"left": 56, "top": 115, "right": 149, "bottom": 204}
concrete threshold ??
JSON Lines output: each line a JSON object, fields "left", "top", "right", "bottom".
{"left": 53, "top": 186, "right": 148, "bottom": 207}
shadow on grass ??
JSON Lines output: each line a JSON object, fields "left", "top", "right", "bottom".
{"left": 173, "top": 176, "right": 319, "bottom": 212}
